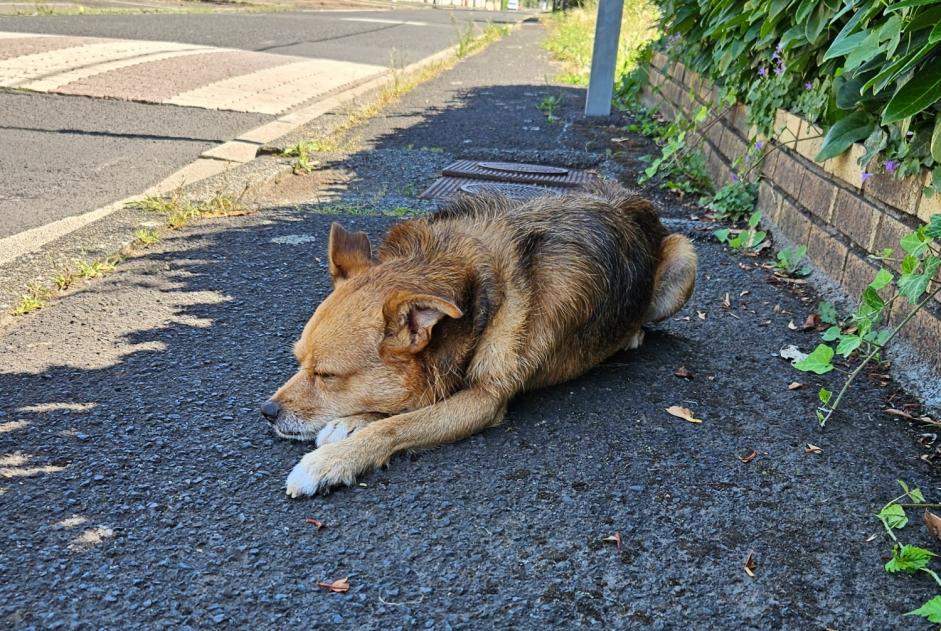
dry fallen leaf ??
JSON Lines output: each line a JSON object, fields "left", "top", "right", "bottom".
{"left": 305, "top": 517, "right": 326, "bottom": 530}
{"left": 697, "top": 310, "right": 707, "bottom": 320}
{"left": 805, "top": 443, "right": 823, "bottom": 454}
{"left": 738, "top": 450, "right": 758, "bottom": 463}
{"left": 788, "top": 382, "right": 803, "bottom": 390}
{"left": 743, "top": 552, "right": 756, "bottom": 577}
{"left": 603, "top": 531, "right": 622, "bottom": 553}
{"left": 779, "top": 345, "right": 808, "bottom": 363}
{"left": 884, "top": 407, "right": 917, "bottom": 420}
{"left": 666, "top": 406, "right": 703, "bottom": 424}
{"left": 739, "top": 290, "right": 750, "bottom": 297}
{"left": 316, "top": 577, "right": 350, "bottom": 593}
{"left": 787, "top": 320, "right": 798, "bottom": 330}
{"left": 722, "top": 293, "right": 732, "bottom": 309}
{"left": 803, "top": 313, "right": 820, "bottom": 331}
{"left": 924, "top": 511, "right": 941, "bottom": 545}
{"left": 674, "top": 366, "right": 694, "bottom": 379}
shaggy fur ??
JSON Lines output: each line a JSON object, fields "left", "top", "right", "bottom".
{"left": 262, "top": 182, "right": 697, "bottom": 497}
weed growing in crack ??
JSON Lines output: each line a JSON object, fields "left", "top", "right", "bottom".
{"left": 793, "top": 215, "right": 941, "bottom": 425}
{"left": 700, "top": 180, "right": 758, "bottom": 222}
{"left": 714, "top": 211, "right": 768, "bottom": 254}
{"left": 127, "top": 188, "right": 248, "bottom": 230}
{"left": 773, "top": 245, "right": 811, "bottom": 278}
{"left": 537, "top": 95, "right": 561, "bottom": 124}
{"left": 10, "top": 283, "right": 51, "bottom": 316}
{"left": 77, "top": 257, "right": 116, "bottom": 280}
{"left": 134, "top": 228, "right": 160, "bottom": 246}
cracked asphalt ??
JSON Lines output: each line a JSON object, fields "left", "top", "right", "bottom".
{"left": 2, "top": 24, "right": 940, "bottom": 630}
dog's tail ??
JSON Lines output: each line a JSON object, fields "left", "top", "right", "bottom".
{"left": 644, "top": 233, "right": 697, "bottom": 323}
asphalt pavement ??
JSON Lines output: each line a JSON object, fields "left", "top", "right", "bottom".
{"left": 2, "top": 24, "right": 940, "bottom": 630}
{"left": 0, "top": 7, "right": 524, "bottom": 240}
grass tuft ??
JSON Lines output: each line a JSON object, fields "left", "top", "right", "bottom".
{"left": 10, "top": 283, "right": 52, "bottom": 316}
{"left": 543, "top": 0, "right": 660, "bottom": 85}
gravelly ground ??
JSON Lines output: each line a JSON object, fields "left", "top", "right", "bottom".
{"left": 2, "top": 24, "right": 940, "bottom": 630}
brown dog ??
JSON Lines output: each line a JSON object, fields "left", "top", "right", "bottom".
{"left": 261, "top": 182, "right": 697, "bottom": 497}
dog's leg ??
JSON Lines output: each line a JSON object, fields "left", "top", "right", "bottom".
{"left": 316, "top": 413, "right": 385, "bottom": 447}
{"left": 644, "top": 233, "right": 697, "bottom": 323}
{"left": 285, "top": 388, "right": 505, "bottom": 497}
{"left": 624, "top": 328, "right": 645, "bottom": 350}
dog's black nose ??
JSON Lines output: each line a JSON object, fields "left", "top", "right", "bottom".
{"left": 260, "top": 400, "right": 281, "bottom": 422}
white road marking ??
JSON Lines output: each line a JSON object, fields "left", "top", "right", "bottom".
{"left": 339, "top": 17, "right": 430, "bottom": 26}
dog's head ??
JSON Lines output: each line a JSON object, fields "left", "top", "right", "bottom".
{"left": 260, "top": 223, "right": 463, "bottom": 440}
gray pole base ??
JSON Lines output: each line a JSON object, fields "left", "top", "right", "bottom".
{"left": 584, "top": 0, "right": 625, "bottom": 117}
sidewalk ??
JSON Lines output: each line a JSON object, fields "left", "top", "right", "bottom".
{"left": 1, "top": 23, "right": 938, "bottom": 629}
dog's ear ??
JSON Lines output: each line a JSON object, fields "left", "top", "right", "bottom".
{"left": 328, "top": 222, "right": 373, "bottom": 284}
{"left": 382, "top": 291, "right": 463, "bottom": 354}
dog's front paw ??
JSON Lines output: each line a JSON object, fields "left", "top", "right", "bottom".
{"left": 285, "top": 443, "right": 359, "bottom": 498}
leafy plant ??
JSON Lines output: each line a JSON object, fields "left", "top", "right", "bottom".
{"left": 537, "top": 95, "right": 561, "bottom": 124}
{"left": 873, "top": 481, "right": 941, "bottom": 625}
{"left": 774, "top": 244, "right": 811, "bottom": 277}
{"left": 700, "top": 180, "right": 758, "bottom": 221}
{"left": 653, "top": 0, "right": 941, "bottom": 193}
{"left": 714, "top": 211, "right": 767, "bottom": 253}
{"left": 10, "top": 282, "right": 50, "bottom": 316}
{"left": 793, "top": 214, "right": 941, "bottom": 425}
{"left": 638, "top": 106, "right": 715, "bottom": 196}
{"left": 134, "top": 227, "right": 160, "bottom": 246}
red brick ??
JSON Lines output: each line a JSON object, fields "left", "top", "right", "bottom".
{"left": 798, "top": 170, "right": 837, "bottom": 222}
{"left": 776, "top": 199, "right": 812, "bottom": 245}
{"left": 806, "top": 223, "right": 848, "bottom": 281}
{"left": 830, "top": 188, "right": 881, "bottom": 251}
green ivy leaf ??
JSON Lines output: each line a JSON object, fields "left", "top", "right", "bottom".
{"left": 794, "top": 344, "right": 835, "bottom": 374}
{"left": 882, "top": 62, "right": 941, "bottom": 124}
{"left": 910, "top": 487, "right": 927, "bottom": 504}
{"left": 885, "top": 544, "right": 935, "bottom": 573}
{"left": 901, "top": 230, "right": 929, "bottom": 256}
{"left": 879, "top": 504, "right": 909, "bottom": 531}
{"left": 927, "top": 214, "right": 941, "bottom": 240}
{"left": 899, "top": 258, "right": 941, "bottom": 303}
{"left": 932, "top": 119, "right": 941, "bottom": 163}
{"left": 869, "top": 268, "right": 893, "bottom": 290}
{"left": 836, "top": 334, "right": 862, "bottom": 357}
{"left": 818, "top": 387, "right": 832, "bottom": 405}
{"left": 816, "top": 111, "right": 876, "bottom": 162}
{"left": 822, "top": 326, "right": 841, "bottom": 341}
{"left": 714, "top": 228, "right": 731, "bottom": 243}
{"left": 748, "top": 211, "right": 762, "bottom": 228}
{"left": 906, "top": 596, "right": 941, "bottom": 624}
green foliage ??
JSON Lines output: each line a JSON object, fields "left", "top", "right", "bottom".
{"left": 774, "top": 244, "right": 811, "bottom": 277}
{"left": 886, "top": 544, "right": 936, "bottom": 574}
{"left": 791, "top": 214, "right": 941, "bottom": 425}
{"left": 700, "top": 180, "right": 758, "bottom": 221}
{"left": 638, "top": 107, "right": 714, "bottom": 196}
{"left": 654, "top": 0, "right": 941, "bottom": 190}
{"left": 907, "top": 596, "right": 941, "bottom": 624}
{"left": 714, "top": 211, "right": 767, "bottom": 252}
{"left": 543, "top": 0, "right": 660, "bottom": 85}
{"left": 537, "top": 95, "right": 561, "bottom": 124}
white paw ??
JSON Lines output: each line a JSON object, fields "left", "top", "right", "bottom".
{"left": 316, "top": 419, "right": 353, "bottom": 447}
{"left": 286, "top": 452, "right": 323, "bottom": 498}
{"left": 284, "top": 443, "right": 358, "bottom": 498}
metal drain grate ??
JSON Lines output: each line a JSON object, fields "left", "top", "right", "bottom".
{"left": 440, "top": 160, "right": 591, "bottom": 188}
{"left": 420, "top": 160, "right": 597, "bottom": 201}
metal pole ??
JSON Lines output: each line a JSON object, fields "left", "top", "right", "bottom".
{"left": 584, "top": 0, "right": 624, "bottom": 117}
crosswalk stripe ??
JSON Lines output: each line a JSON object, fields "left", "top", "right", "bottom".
{"left": 0, "top": 39, "right": 214, "bottom": 89}
{"left": 164, "top": 57, "right": 386, "bottom": 115}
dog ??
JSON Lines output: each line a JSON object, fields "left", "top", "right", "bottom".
{"left": 261, "top": 182, "right": 697, "bottom": 497}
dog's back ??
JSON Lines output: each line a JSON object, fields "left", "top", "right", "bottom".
{"left": 380, "top": 183, "right": 685, "bottom": 392}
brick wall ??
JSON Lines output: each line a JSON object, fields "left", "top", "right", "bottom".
{"left": 643, "top": 52, "right": 941, "bottom": 371}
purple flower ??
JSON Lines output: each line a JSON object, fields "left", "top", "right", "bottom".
{"left": 745, "top": 154, "right": 752, "bottom": 163}
{"left": 730, "top": 173, "right": 739, "bottom": 182}
{"left": 804, "top": 81, "right": 813, "bottom": 90}
{"left": 754, "top": 140, "right": 765, "bottom": 151}
{"left": 774, "top": 64, "right": 785, "bottom": 76}
{"left": 884, "top": 160, "right": 898, "bottom": 175}
{"left": 758, "top": 66, "right": 768, "bottom": 77}
{"left": 861, "top": 171, "right": 873, "bottom": 183}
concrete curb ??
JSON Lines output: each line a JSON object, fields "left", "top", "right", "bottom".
{"left": 0, "top": 41, "right": 462, "bottom": 268}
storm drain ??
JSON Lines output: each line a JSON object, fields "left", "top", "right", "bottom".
{"left": 419, "top": 160, "right": 595, "bottom": 201}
